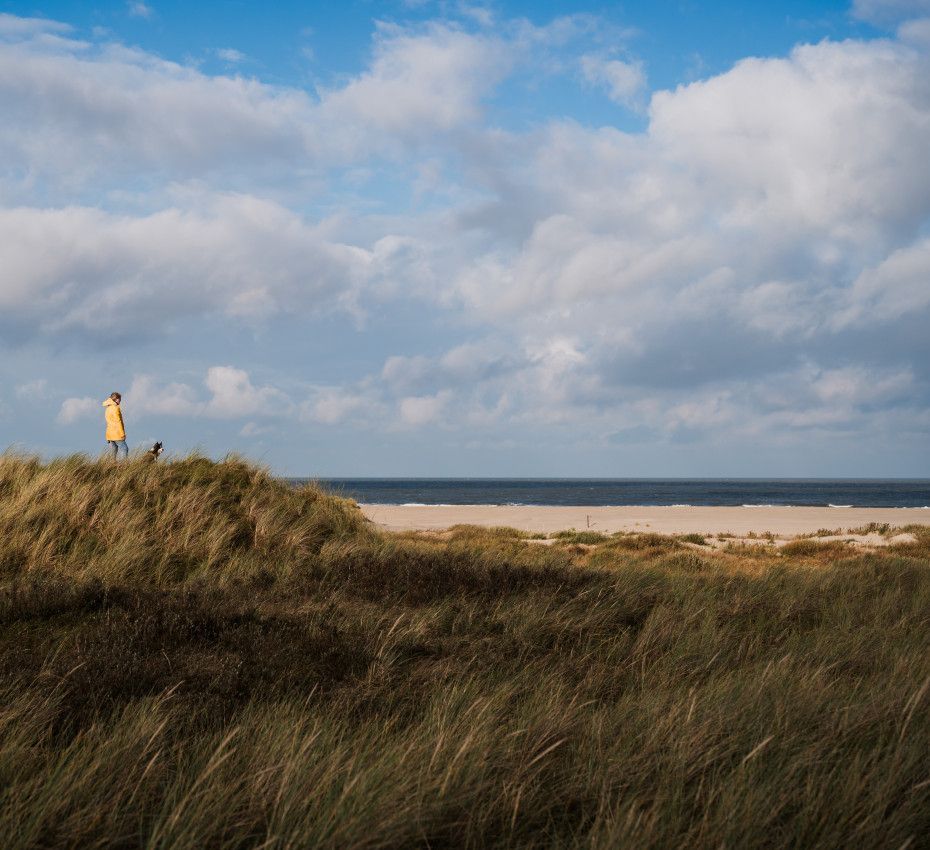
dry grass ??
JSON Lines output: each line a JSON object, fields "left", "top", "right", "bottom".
{"left": 1, "top": 454, "right": 930, "bottom": 848}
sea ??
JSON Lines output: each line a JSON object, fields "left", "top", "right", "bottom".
{"left": 293, "top": 479, "right": 930, "bottom": 509}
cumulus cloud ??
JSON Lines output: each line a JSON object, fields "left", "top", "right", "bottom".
{"left": 438, "top": 34, "right": 930, "bottom": 431}
{"left": 5, "top": 11, "right": 930, "bottom": 459}
{"left": 852, "top": 0, "right": 930, "bottom": 24}
{"left": 124, "top": 376, "right": 199, "bottom": 417}
{"left": 0, "top": 14, "right": 515, "bottom": 346}
{"left": 214, "top": 47, "right": 246, "bottom": 63}
{"left": 301, "top": 388, "right": 374, "bottom": 425}
{"left": 57, "top": 396, "right": 98, "bottom": 424}
{"left": 0, "top": 41, "right": 315, "bottom": 186}
{"left": 58, "top": 368, "right": 291, "bottom": 424}
{"left": 898, "top": 17, "right": 930, "bottom": 44}
{"left": 810, "top": 366, "right": 913, "bottom": 406}
{"left": 339, "top": 339, "right": 926, "bottom": 444}
{"left": 0, "top": 195, "right": 373, "bottom": 340}
{"left": 381, "top": 341, "right": 516, "bottom": 396}
{"left": 317, "top": 22, "right": 510, "bottom": 144}
{"left": 127, "top": 2, "right": 153, "bottom": 20}
{"left": 240, "top": 421, "right": 275, "bottom": 437}
{"left": 398, "top": 391, "right": 451, "bottom": 426}
{"left": 0, "top": 18, "right": 508, "bottom": 193}
{"left": 0, "top": 13, "right": 70, "bottom": 36}
{"left": 580, "top": 54, "right": 646, "bottom": 107}
{"left": 202, "top": 366, "right": 288, "bottom": 417}
{"left": 834, "top": 237, "right": 930, "bottom": 328}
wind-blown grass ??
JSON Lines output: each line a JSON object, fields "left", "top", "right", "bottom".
{"left": 1, "top": 453, "right": 929, "bottom": 848}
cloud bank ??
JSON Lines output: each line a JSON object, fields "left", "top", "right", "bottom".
{"left": 2, "top": 5, "right": 929, "bottom": 470}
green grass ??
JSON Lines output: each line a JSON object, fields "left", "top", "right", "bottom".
{"left": 798, "top": 527, "right": 844, "bottom": 538}
{"left": 677, "top": 533, "right": 707, "bottom": 545}
{"left": 847, "top": 522, "right": 893, "bottom": 536}
{"left": 1, "top": 454, "right": 930, "bottom": 848}
{"left": 746, "top": 530, "right": 777, "bottom": 541}
{"left": 551, "top": 529, "right": 609, "bottom": 545}
{"left": 779, "top": 538, "right": 855, "bottom": 559}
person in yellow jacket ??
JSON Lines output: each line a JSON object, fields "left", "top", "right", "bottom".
{"left": 103, "top": 392, "right": 128, "bottom": 459}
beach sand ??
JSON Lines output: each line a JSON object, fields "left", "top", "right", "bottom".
{"left": 361, "top": 504, "right": 930, "bottom": 537}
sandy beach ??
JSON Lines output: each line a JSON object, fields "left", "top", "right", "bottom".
{"left": 361, "top": 504, "right": 930, "bottom": 537}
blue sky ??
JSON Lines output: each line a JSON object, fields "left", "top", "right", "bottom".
{"left": 1, "top": 0, "right": 929, "bottom": 476}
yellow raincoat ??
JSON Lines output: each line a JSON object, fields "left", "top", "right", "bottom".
{"left": 103, "top": 398, "right": 125, "bottom": 441}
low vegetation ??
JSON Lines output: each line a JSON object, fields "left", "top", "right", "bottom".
{"left": 1, "top": 453, "right": 929, "bottom": 848}
{"left": 551, "top": 529, "right": 609, "bottom": 545}
{"left": 676, "top": 532, "right": 707, "bottom": 545}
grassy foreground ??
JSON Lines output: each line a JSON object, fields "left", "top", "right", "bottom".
{"left": 1, "top": 455, "right": 929, "bottom": 849}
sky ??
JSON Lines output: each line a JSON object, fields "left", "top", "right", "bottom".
{"left": 1, "top": 0, "right": 929, "bottom": 477}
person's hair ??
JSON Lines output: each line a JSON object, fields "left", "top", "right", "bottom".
{"left": 110, "top": 392, "right": 121, "bottom": 402}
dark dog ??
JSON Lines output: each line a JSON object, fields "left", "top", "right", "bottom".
{"left": 147, "top": 441, "right": 164, "bottom": 460}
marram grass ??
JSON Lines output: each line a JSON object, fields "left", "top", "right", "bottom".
{"left": 1, "top": 453, "right": 929, "bottom": 848}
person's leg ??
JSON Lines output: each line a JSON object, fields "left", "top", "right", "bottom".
{"left": 108, "top": 440, "right": 118, "bottom": 459}
{"left": 117, "top": 440, "right": 129, "bottom": 459}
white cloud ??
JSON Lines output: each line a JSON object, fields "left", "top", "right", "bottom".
{"left": 301, "top": 388, "right": 373, "bottom": 425}
{"left": 0, "top": 43, "right": 315, "bottom": 184}
{"left": 0, "top": 13, "right": 71, "bottom": 36}
{"left": 380, "top": 341, "right": 517, "bottom": 398}
{"left": 57, "top": 396, "right": 98, "bottom": 424}
{"left": 645, "top": 40, "right": 930, "bottom": 240}
{"left": 834, "top": 237, "right": 930, "bottom": 328}
{"left": 381, "top": 354, "right": 432, "bottom": 391}
{"left": 127, "top": 2, "right": 153, "bottom": 20}
{"left": 240, "top": 421, "right": 275, "bottom": 437}
{"left": 0, "top": 195, "right": 373, "bottom": 339}
{"left": 399, "top": 391, "right": 450, "bottom": 426}
{"left": 3, "top": 13, "right": 930, "bottom": 457}
{"left": 203, "top": 366, "right": 287, "bottom": 417}
{"left": 898, "top": 17, "right": 930, "bottom": 43}
{"left": 317, "top": 23, "right": 510, "bottom": 143}
{"left": 580, "top": 54, "right": 646, "bottom": 107}
{"left": 339, "top": 339, "right": 926, "bottom": 443}
{"left": 59, "top": 368, "right": 293, "bottom": 422}
{"left": 15, "top": 378, "right": 48, "bottom": 398}
{"left": 810, "top": 366, "right": 913, "bottom": 406}
{"left": 0, "top": 18, "right": 509, "bottom": 192}
{"left": 446, "top": 33, "right": 930, "bottom": 389}
{"left": 125, "top": 375, "right": 198, "bottom": 417}
{"left": 214, "top": 47, "right": 245, "bottom": 63}
{"left": 666, "top": 392, "right": 735, "bottom": 431}
{"left": 458, "top": 4, "right": 495, "bottom": 28}
{"left": 852, "top": 0, "right": 930, "bottom": 24}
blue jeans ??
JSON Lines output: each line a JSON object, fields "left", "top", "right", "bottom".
{"left": 108, "top": 439, "right": 128, "bottom": 459}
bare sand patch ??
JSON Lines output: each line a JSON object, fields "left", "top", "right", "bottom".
{"left": 361, "top": 504, "right": 930, "bottom": 537}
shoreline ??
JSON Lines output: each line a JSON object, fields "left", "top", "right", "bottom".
{"left": 360, "top": 504, "right": 930, "bottom": 536}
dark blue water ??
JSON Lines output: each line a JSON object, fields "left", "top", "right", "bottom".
{"left": 291, "top": 479, "right": 930, "bottom": 508}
